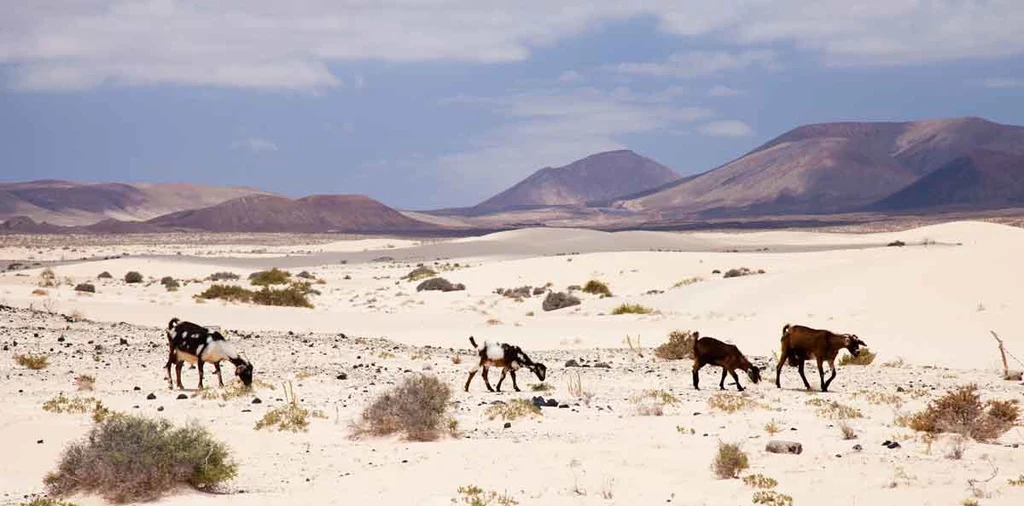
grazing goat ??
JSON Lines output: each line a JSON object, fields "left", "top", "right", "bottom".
{"left": 692, "top": 334, "right": 762, "bottom": 391}
{"left": 165, "top": 318, "right": 254, "bottom": 390}
{"left": 464, "top": 336, "right": 547, "bottom": 392}
{"left": 774, "top": 324, "right": 865, "bottom": 392}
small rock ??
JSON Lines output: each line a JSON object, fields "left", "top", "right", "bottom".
{"left": 896, "top": 386, "right": 905, "bottom": 393}
{"left": 558, "top": 404, "right": 569, "bottom": 409}
{"left": 57, "top": 336, "right": 65, "bottom": 343}
{"left": 157, "top": 406, "right": 164, "bottom": 412}
{"left": 545, "top": 398, "right": 559, "bottom": 407}
{"left": 252, "top": 397, "right": 263, "bottom": 404}
{"left": 336, "top": 373, "right": 348, "bottom": 380}
{"left": 853, "top": 444, "right": 863, "bottom": 451}
{"left": 564, "top": 359, "right": 580, "bottom": 367}
{"left": 531, "top": 396, "right": 546, "bottom": 408}
{"left": 119, "top": 338, "right": 129, "bottom": 346}
{"left": 176, "top": 393, "right": 188, "bottom": 400}
{"left": 503, "top": 422, "right": 511, "bottom": 429}
{"left": 146, "top": 393, "right": 156, "bottom": 400}
{"left": 765, "top": 440, "right": 803, "bottom": 455}
{"left": 593, "top": 362, "right": 611, "bottom": 369}
{"left": 133, "top": 386, "right": 141, "bottom": 391}
{"left": 37, "top": 439, "right": 44, "bottom": 444}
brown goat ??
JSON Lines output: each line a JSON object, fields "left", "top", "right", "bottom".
{"left": 774, "top": 324, "right": 866, "bottom": 392}
{"left": 692, "top": 335, "right": 762, "bottom": 391}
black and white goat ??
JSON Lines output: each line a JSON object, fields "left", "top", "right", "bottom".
{"left": 165, "top": 318, "right": 254, "bottom": 390}
{"left": 464, "top": 336, "right": 547, "bottom": 392}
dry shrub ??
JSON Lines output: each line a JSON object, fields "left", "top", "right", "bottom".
{"left": 566, "top": 371, "right": 594, "bottom": 406}
{"left": 743, "top": 474, "right": 778, "bottom": 489}
{"left": 752, "top": 491, "right": 793, "bottom": 506}
{"left": 486, "top": 399, "right": 541, "bottom": 421}
{"left": 807, "top": 398, "right": 862, "bottom": 419}
{"left": 839, "top": 422, "right": 857, "bottom": 439}
{"left": 404, "top": 266, "right": 437, "bottom": 282}
{"left": 255, "top": 382, "right": 309, "bottom": 432}
{"left": 838, "top": 348, "right": 876, "bottom": 365}
{"left": 764, "top": 419, "right": 781, "bottom": 435}
{"left": 123, "top": 271, "right": 143, "bottom": 284}
{"left": 417, "top": 277, "right": 465, "bottom": 292}
{"left": 16, "top": 353, "right": 49, "bottom": 370}
{"left": 456, "top": 485, "right": 518, "bottom": 506}
{"left": 74, "top": 283, "right": 95, "bottom": 293}
{"left": 611, "top": 303, "right": 652, "bottom": 315}
{"left": 97, "top": 271, "right": 113, "bottom": 280}
{"left": 530, "top": 382, "right": 553, "bottom": 392}
{"left": 708, "top": 393, "right": 759, "bottom": 413}
{"left": 671, "top": 277, "right": 704, "bottom": 288}
{"left": 542, "top": 291, "right": 580, "bottom": 312}
{"left": 582, "top": 279, "right": 612, "bottom": 297}
{"left": 249, "top": 268, "right": 291, "bottom": 286}
{"left": 723, "top": 267, "right": 765, "bottom": 278}
{"left": 44, "top": 414, "right": 236, "bottom": 503}
{"left": 206, "top": 272, "right": 239, "bottom": 282}
{"left": 906, "top": 385, "right": 1019, "bottom": 442}
{"left": 711, "top": 442, "right": 749, "bottom": 479}
{"left": 39, "top": 267, "right": 57, "bottom": 287}
{"left": 1008, "top": 475, "right": 1024, "bottom": 486}
{"left": 358, "top": 374, "right": 452, "bottom": 441}
{"left": 19, "top": 499, "right": 79, "bottom": 506}
{"left": 654, "top": 330, "right": 696, "bottom": 360}
{"left": 856, "top": 390, "right": 903, "bottom": 408}
{"left": 75, "top": 374, "right": 96, "bottom": 391}
{"left": 632, "top": 390, "right": 677, "bottom": 416}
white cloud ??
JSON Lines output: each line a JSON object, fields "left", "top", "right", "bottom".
{"left": 613, "top": 50, "right": 778, "bottom": 78}
{"left": 557, "top": 70, "right": 585, "bottom": 83}
{"left": 707, "top": 84, "right": 743, "bottom": 97}
{"left": 232, "top": 137, "right": 279, "bottom": 152}
{"left": 3, "top": 1, "right": 1024, "bottom": 91}
{"left": 699, "top": 120, "right": 752, "bottom": 137}
{"left": 432, "top": 86, "right": 711, "bottom": 200}
{"left": 977, "top": 78, "right": 1024, "bottom": 89}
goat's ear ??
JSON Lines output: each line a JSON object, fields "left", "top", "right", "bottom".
{"left": 694, "top": 331, "right": 699, "bottom": 338}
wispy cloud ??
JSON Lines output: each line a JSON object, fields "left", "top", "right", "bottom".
{"left": 977, "top": 78, "right": 1024, "bottom": 89}
{"left": 699, "top": 120, "right": 752, "bottom": 137}
{"left": 3, "top": 2, "right": 1024, "bottom": 91}
{"left": 232, "top": 137, "right": 279, "bottom": 152}
{"left": 613, "top": 50, "right": 778, "bottom": 79}
{"left": 432, "top": 86, "right": 712, "bottom": 201}
{"left": 707, "top": 84, "right": 744, "bottom": 97}
{"left": 557, "top": 70, "right": 585, "bottom": 84}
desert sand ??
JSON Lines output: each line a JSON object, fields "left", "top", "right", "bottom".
{"left": 1, "top": 221, "right": 1023, "bottom": 505}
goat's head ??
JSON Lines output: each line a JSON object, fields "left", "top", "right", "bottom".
{"left": 236, "top": 361, "right": 254, "bottom": 387}
{"left": 746, "top": 365, "right": 763, "bottom": 384}
{"left": 843, "top": 334, "right": 866, "bottom": 357}
{"left": 529, "top": 362, "right": 547, "bottom": 382}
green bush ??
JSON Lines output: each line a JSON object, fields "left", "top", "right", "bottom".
{"left": 196, "top": 284, "right": 253, "bottom": 303}
{"left": 711, "top": 442, "right": 749, "bottom": 479}
{"left": 582, "top": 279, "right": 612, "bottom": 297}
{"left": 207, "top": 272, "right": 240, "bottom": 282}
{"left": 249, "top": 268, "right": 291, "bottom": 286}
{"left": 654, "top": 330, "right": 697, "bottom": 360}
{"left": 123, "top": 271, "right": 143, "bottom": 284}
{"left": 44, "top": 414, "right": 237, "bottom": 503}
{"left": 250, "top": 284, "right": 314, "bottom": 308}
{"left": 611, "top": 303, "right": 652, "bottom": 315}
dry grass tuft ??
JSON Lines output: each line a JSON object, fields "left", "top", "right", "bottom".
{"left": 708, "top": 393, "right": 759, "bottom": 413}
{"left": 456, "top": 485, "right": 518, "bottom": 506}
{"left": 611, "top": 303, "right": 652, "bottom": 315}
{"left": 1008, "top": 475, "right": 1024, "bottom": 486}
{"left": 530, "top": 382, "right": 553, "bottom": 392}
{"left": 16, "top": 353, "right": 49, "bottom": 370}
{"left": 582, "top": 279, "right": 612, "bottom": 297}
{"left": 723, "top": 267, "right": 765, "bottom": 279}
{"left": 742, "top": 474, "right": 778, "bottom": 489}
{"left": 752, "top": 491, "right": 793, "bottom": 506}
{"left": 654, "top": 330, "right": 696, "bottom": 360}
{"left": 255, "top": 383, "right": 310, "bottom": 432}
{"left": 357, "top": 374, "right": 453, "bottom": 441}
{"left": 75, "top": 374, "right": 96, "bottom": 391}
{"left": 711, "top": 442, "right": 749, "bottom": 479}
{"left": 39, "top": 267, "right": 57, "bottom": 288}
{"left": 838, "top": 348, "right": 877, "bottom": 365}
{"left": 44, "top": 414, "right": 236, "bottom": 503}
{"left": 905, "top": 385, "right": 1019, "bottom": 442}
{"left": 671, "top": 276, "right": 704, "bottom": 288}
{"left": 806, "top": 398, "right": 863, "bottom": 419}
{"left": 764, "top": 419, "right": 781, "bottom": 435}
{"left": 20, "top": 499, "right": 80, "bottom": 506}
{"left": 486, "top": 399, "right": 541, "bottom": 421}
{"left": 839, "top": 422, "right": 858, "bottom": 439}
{"left": 566, "top": 372, "right": 595, "bottom": 406}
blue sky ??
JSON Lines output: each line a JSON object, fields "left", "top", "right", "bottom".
{"left": 2, "top": 1, "right": 1024, "bottom": 210}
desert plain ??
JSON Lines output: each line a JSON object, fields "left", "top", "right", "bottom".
{"left": 1, "top": 221, "right": 1023, "bottom": 505}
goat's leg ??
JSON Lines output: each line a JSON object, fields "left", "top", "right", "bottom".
{"left": 509, "top": 370, "right": 521, "bottom": 392}
{"left": 175, "top": 362, "right": 185, "bottom": 389}
{"left": 823, "top": 359, "right": 838, "bottom": 391}
{"left": 481, "top": 367, "right": 495, "bottom": 392}
{"left": 214, "top": 362, "right": 224, "bottom": 387}
{"left": 692, "top": 362, "right": 703, "bottom": 390}
{"left": 464, "top": 366, "right": 479, "bottom": 392}
{"left": 730, "top": 369, "right": 744, "bottom": 392}
{"left": 495, "top": 368, "right": 508, "bottom": 392}
{"left": 197, "top": 361, "right": 205, "bottom": 390}
{"left": 719, "top": 367, "right": 729, "bottom": 390}
{"left": 774, "top": 348, "right": 787, "bottom": 388}
{"left": 796, "top": 361, "right": 812, "bottom": 390}
{"left": 166, "top": 351, "right": 176, "bottom": 389}
{"left": 816, "top": 358, "right": 828, "bottom": 392}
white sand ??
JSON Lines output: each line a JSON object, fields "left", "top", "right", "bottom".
{"left": 1, "top": 221, "right": 1023, "bottom": 505}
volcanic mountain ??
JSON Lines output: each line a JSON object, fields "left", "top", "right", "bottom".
{"left": 0, "top": 180, "right": 265, "bottom": 226}
{"left": 470, "top": 150, "right": 680, "bottom": 214}
{"left": 619, "top": 117, "right": 1024, "bottom": 216}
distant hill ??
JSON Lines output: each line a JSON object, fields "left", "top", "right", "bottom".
{"left": 619, "top": 117, "right": 1024, "bottom": 216}
{"left": 872, "top": 150, "right": 1024, "bottom": 210}
{"left": 0, "top": 180, "right": 266, "bottom": 226}
{"left": 469, "top": 150, "right": 680, "bottom": 214}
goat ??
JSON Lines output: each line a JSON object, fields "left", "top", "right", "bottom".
{"left": 774, "top": 323, "right": 865, "bottom": 392}
{"left": 692, "top": 334, "right": 762, "bottom": 391}
{"left": 165, "top": 318, "right": 254, "bottom": 390}
{"left": 464, "top": 336, "right": 547, "bottom": 392}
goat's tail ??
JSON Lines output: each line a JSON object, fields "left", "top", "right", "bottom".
{"left": 168, "top": 317, "right": 180, "bottom": 330}
{"left": 781, "top": 323, "right": 791, "bottom": 338}
{"left": 469, "top": 336, "right": 479, "bottom": 349}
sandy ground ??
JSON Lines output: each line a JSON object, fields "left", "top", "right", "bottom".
{"left": 1, "top": 221, "right": 1023, "bottom": 505}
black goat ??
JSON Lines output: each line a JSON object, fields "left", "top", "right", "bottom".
{"left": 692, "top": 334, "right": 762, "bottom": 391}
{"left": 464, "top": 336, "right": 547, "bottom": 392}
{"left": 165, "top": 318, "right": 254, "bottom": 390}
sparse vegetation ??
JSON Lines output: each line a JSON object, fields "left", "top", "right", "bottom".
{"left": 806, "top": 398, "right": 862, "bottom": 419}
{"left": 566, "top": 372, "right": 594, "bottom": 406}
{"left": 887, "top": 240, "right": 906, "bottom": 247}
{"left": 839, "top": 422, "right": 857, "bottom": 439}
{"left": 43, "top": 394, "right": 104, "bottom": 415}
{"left": 44, "top": 414, "right": 237, "bottom": 503}
{"left": 97, "top": 271, "right": 113, "bottom": 279}
{"left": 404, "top": 266, "right": 437, "bottom": 282}
{"left": 357, "top": 374, "right": 453, "bottom": 441}
{"left": 764, "top": 419, "right": 781, "bottom": 435}
{"left": 582, "top": 279, "right": 612, "bottom": 297}
{"left": 743, "top": 474, "right": 778, "bottom": 489}
{"left": 206, "top": 272, "right": 240, "bottom": 282}
{"left": 75, "top": 374, "right": 96, "bottom": 391}
{"left": 486, "top": 398, "right": 542, "bottom": 421}
{"left": 416, "top": 277, "right": 465, "bottom": 292}
{"left": 752, "top": 491, "right": 793, "bottom": 506}
{"left": 196, "top": 284, "right": 253, "bottom": 303}
{"left": 18, "top": 498, "right": 79, "bottom": 506}
{"left": 632, "top": 389, "right": 678, "bottom": 416}
{"left": 249, "top": 268, "right": 291, "bottom": 286}
{"left": 838, "top": 348, "right": 876, "bottom": 365}
{"left": 74, "top": 283, "right": 95, "bottom": 293}
{"left": 255, "top": 383, "right": 310, "bottom": 432}
{"left": 196, "top": 283, "right": 314, "bottom": 308}
{"left": 654, "top": 330, "right": 697, "bottom": 360}
{"left": 611, "top": 303, "right": 652, "bottom": 315}
{"left": 456, "top": 485, "right": 518, "bottom": 506}
{"left": 39, "top": 267, "right": 57, "bottom": 287}
{"left": 1008, "top": 474, "right": 1024, "bottom": 486}
{"left": 671, "top": 276, "right": 704, "bottom": 288}
{"left": 904, "top": 385, "right": 1019, "bottom": 442}
{"left": 711, "top": 442, "right": 749, "bottom": 479}
{"left": 123, "top": 271, "right": 143, "bottom": 284}
{"left": 708, "top": 393, "right": 759, "bottom": 413}
{"left": 530, "top": 382, "right": 553, "bottom": 392}
{"left": 16, "top": 353, "right": 49, "bottom": 369}
{"left": 542, "top": 291, "right": 580, "bottom": 312}
{"left": 722, "top": 267, "right": 765, "bottom": 279}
